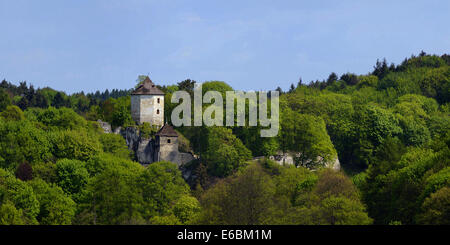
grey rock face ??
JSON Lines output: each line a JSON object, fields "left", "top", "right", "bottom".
{"left": 265, "top": 151, "right": 341, "bottom": 171}
{"left": 121, "top": 127, "right": 140, "bottom": 154}
{"left": 120, "top": 126, "right": 196, "bottom": 167}
{"left": 136, "top": 139, "right": 155, "bottom": 164}
{"left": 113, "top": 126, "right": 122, "bottom": 134}
{"left": 97, "top": 120, "right": 112, "bottom": 134}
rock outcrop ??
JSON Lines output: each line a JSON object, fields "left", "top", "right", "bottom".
{"left": 120, "top": 126, "right": 195, "bottom": 166}
{"left": 264, "top": 151, "right": 341, "bottom": 170}
{"left": 97, "top": 120, "right": 112, "bottom": 134}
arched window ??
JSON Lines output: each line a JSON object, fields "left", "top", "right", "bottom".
{"left": 157, "top": 98, "right": 160, "bottom": 104}
{"left": 157, "top": 109, "right": 160, "bottom": 114}
{"left": 167, "top": 139, "right": 171, "bottom": 143}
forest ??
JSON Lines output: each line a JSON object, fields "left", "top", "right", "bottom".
{"left": 0, "top": 52, "right": 449, "bottom": 225}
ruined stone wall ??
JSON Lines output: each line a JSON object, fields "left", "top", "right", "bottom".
{"left": 157, "top": 136, "right": 179, "bottom": 164}
{"left": 131, "top": 96, "right": 140, "bottom": 124}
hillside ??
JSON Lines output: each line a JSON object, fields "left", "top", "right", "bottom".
{"left": 0, "top": 52, "right": 449, "bottom": 225}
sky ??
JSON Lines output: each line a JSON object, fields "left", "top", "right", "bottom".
{"left": 1, "top": 0, "right": 449, "bottom": 94}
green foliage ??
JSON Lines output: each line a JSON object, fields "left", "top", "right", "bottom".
{"left": 417, "top": 187, "right": 450, "bottom": 225}
{"left": 0, "top": 88, "right": 11, "bottom": 112}
{"left": 55, "top": 159, "right": 90, "bottom": 199}
{"left": 0, "top": 200, "right": 27, "bottom": 225}
{"left": 204, "top": 127, "right": 252, "bottom": 177}
{"left": 139, "top": 161, "right": 190, "bottom": 218}
{"left": 85, "top": 152, "right": 140, "bottom": 177}
{"left": 273, "top": 166, "right": 317, "bottom": 205}
{"left": 77, "top": 161, "right": 192, "bottom": 225}
{"left": 314, "top": 196, "right": 372, "bottom": 225}
{"left": 201, "top": 81, "right": 233, "bottom": 97}
{"left": 138, "top": 122, "right": 158, "bottom": 139}
{"left": 0, "top": 120, "right": 52, "bottom": 169}
{"left": 288, "top": 169, "right": 372, "bottom": 225}
{"left": 0, "top": 169, "right": 39, "bottom": 224}
{"left": 99, "top": 96, "right": 134, "bottom": 128}
{"left": 26, "top": 106, "right": 87, "bottom": 130}
{"left": 77, "top": 161, "right": 144, "bottom": 225}
{"left": 111, "top": 96, "right": 134, "bottom": 128}
{"left": 49, "top": 130, "right": 101, "bottom": 162}
{"left": 196, "top": 163, "right": 276, "bottom": 225}
{"left": 197, "top": 163, "right": 371, "bottom": 225}
{"left": 29, "top": 178, "right": 76, "bottom": 225}
{"left": 99, "top": 133, "right": 131, "bottom": 159}
{"left": 357, "top": 75, "right": 378, "bottom": 88}
{"left": 421, "top": 167, "right": 450, "bottom": 201}
{"left": 148, "top": 215, "right": 181, "bottom": 225}
{"left": 362, "top": 145, "right": 450, "bottom": 224}
{"left": 279, "top": 110, "right": 337, "bottom": 168}
{"left": 350, "top": 105, "right": 402, "bottom": 167}
{"left": 261, "top": 137, "right": 279, "bottom": 157}
{"left": 172, "top": 195, "right": 201, "bottom": 224}
{"left": 0, "top": 105, "right": 24, "bottom": 121}
{"left": 32, "top": 162, "right": 57, "bottom": 183}
{"left": 176, "top": 130, "right": 192, "bottom": 153}
{"left": 0, "top": 53, "right": 449, "bottom": 225}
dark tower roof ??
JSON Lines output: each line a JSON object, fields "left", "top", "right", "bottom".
{"left": 131, "top": 77, "right": 165, "bottom": 95}
{"left": 156, "top": 124, "right": 178, "bottom": 137}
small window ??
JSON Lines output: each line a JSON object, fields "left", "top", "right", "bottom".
{"left": 157, "top": 109, "right": 160, "bottom": 114}
{"left": 157, "top": 98, "right": 160, "bottom": 104}
{"left": 167, "top": 139, "right": 171, "bottom": 143}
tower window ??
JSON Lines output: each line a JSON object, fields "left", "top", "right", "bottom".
{"left": 157, "top": 98, "right": 160, "bottom": 104}
{"left": 167, "top": 139, "right": 171, "bottom": 143}
{"left": 157, "top": 109, "right": 160, "bottom": 114}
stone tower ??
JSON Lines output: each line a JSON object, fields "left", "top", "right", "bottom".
{"left": 155, "top": 124, "right": 179, "bottom": 163}
{"left": 131, "top": 77, "right": 165, "bottom": 126}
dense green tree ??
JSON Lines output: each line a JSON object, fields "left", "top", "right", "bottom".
{"left": 313, "top": 196, "right": 372, "bottom": 225}
{"left": 417, "top": 187, "right": 450, "bottom": 225}
{"left": 26, "top": 107, "right": 88, "bottom": 130}
{"left": 76, "top": 159, "right": 144, "bottom": 225}
{"left": 0, "top": 105, "right": 24, "bottom": 121}
{"left": 29, "top": 179, "right": 76, "bottom": 225}
{"left": 279, "top": 110, "right": 337, "bottom": 168}
{"left": 49, "top": 130, "right": 101, "bottom": 162}
{"left": 111, "top": 96, "right": 133, "bottom": 128}
{"left": 0, "top": 169, "right": 39, "bottom": 224}
{"left": 196, "top": 163, "right": 277, "bottom": 225}
{"left": 139, "top": 161, "right": 190, "bottom": 219}
{"left": 55, "top": 159, "right": 90, "bottom": 199}
{"left": 326, "top": 72, "right": 338, "bottom": 85}
{"left": 340, "top": 73, "right": 359, "bottom": 85}
{"left": 32, "top": 162, "right": 57, "bottom": 183}
{"left": 204, "top": 127, "right": 252, "bottom": 177}
{"left": 0, "top": 120, "right": 52, "bottom": 169}
{"left": 0, "top": 201, "right": 27, "bottom": 225}
{"left": 99, "top": 133, "right": 131, "bottom": 159}
{"left": 0, "top": 88, "right": 11, "bottom": 112}
{"left": 172, "top": 195, "right": 201, "bottom": 224}
{"left": 52, "top": 92, "right": 67, "bottom": 108}
{"left": 77, "top": 161, "right": 192, "bottom": 225}
{"left": 177, "top": 79, "right": 196, "bottom": 95}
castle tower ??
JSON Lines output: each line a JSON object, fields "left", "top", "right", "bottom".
{"left": 131, "top": 76, "right": 165, "bottom": 126}
{"left": 155, "top": 124, "right": 179, "bottom": 163}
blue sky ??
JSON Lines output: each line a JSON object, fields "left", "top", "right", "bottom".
{"left": 1, "top": 0, "right": 449, "bottom": 94}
